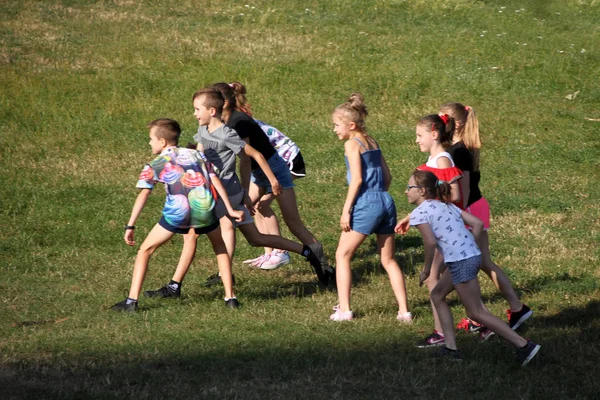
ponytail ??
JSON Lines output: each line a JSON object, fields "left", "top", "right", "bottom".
{"left": 439, "top": 102, "right": 481, "bottom": 171}
{"left": 412, "top": 170, "right": 453, "bottom": 204}
{"left": 417, "top": 114, "right": 455, "bottom": 148}
{"left": 229, "top": 81, "right": 253, "bottom": 116}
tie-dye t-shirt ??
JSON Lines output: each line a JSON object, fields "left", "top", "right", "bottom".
{"left": 136, "top": 147, "right": 219, "bottom": 229}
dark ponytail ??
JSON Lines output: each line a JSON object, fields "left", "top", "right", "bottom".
{"left": 412, "top": 170, "right": 452, "bottom": 204}
{"left": 417, "top": 114, "right": 455, "bottom": 148}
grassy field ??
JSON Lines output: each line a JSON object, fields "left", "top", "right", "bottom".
{"left": 1, "top": 0, "right": 599, "bottom": 398}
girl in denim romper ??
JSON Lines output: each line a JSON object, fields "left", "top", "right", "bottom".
{"left": 329, "top": 93, "right": 411, "bottom": 322}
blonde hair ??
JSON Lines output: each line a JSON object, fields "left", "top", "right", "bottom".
{"left": 334, "top": 92, "right": 369, "bottom": 133}
{"left": 439, "top": 102, "right": 481, "bottom": 171}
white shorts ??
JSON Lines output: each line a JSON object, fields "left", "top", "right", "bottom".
{"left": 215, "top": 191, "right": 254, "bottom": 227}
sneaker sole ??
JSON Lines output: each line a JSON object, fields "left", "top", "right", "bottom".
{"left": 415, "top": 341, "right": 445, "bottom": 349}
{"left": 521, "top": 344, "right": 541, "bottom": 366}
{"left": 260, "top": 258, "right": 291, "bottom": 270}
{"left": 511, "top": 310, "right": 533, "bottom": 331}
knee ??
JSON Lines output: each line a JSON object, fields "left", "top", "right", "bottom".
{"left": 430, "top": 287, "right": 445, "bottom": 305}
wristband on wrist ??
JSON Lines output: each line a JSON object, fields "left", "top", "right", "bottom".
{"left": 124, "top": 225, "right": 136, "bottom": 231}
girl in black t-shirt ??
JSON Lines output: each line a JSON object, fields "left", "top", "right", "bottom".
{"left": 439, "top": 102, "right": 532, "bottom": 333}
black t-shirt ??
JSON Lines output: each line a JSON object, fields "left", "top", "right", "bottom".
{"left": 226, "top": 110, "right": 276, "bottom": 170}
{"left": 447, "top": 142, "right": 482, "bottom": 207}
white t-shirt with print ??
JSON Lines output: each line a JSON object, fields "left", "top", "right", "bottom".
{"left": 410, "top": 199, "right": 481, "bottom": 262}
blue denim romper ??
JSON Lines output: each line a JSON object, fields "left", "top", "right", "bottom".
{"left": 345, "top": 138, "right": 397, "bottom": 235}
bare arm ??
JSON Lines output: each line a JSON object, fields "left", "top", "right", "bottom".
{"left": 241, "top": 141, "right": 282, "bottom": 196}
{"left": 381, "top": 153, "right": 392, "bottom": 191}
{"left": 459, "top": 171, "right": 470, "bottom": 209}
{"left": 124, "top": 188, "right": 152, "bottom": 246}
{"left": 211, "top": 175, "right": 244, "bottom": 222}
{"left": 415, "top": 223, "right": 438, "bottom": 286}
{"left": 461, "top": 210, "right": 484, "bottom": 247}
{"left": 340, "top": 140, "right": 363, "bottom": 232}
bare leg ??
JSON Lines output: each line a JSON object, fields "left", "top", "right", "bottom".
{"left": 128, "top": 224, "right": 175, "bottom": 300}
{"left": 238, "top": 223, "right": 303, "bottom": 254}
{"left": 274, "top": 188, "right": 318, "bottom": 245}
{"left": 218, "top": 214, "right": 237, "bottom": 261}
{"left": 430, "top": 270, "right": 458, "bottom": 348}
{"left": 253, "top": 190, "right": 281, "bottom": 255}
{"left": 377, "top": 234, "right": 409, "bottom": 315}
{"left": 455, "top": 277, "right": 528, "bottom": 348}
{"left": 206, "top": 226, "right": 235, "bottom": 299}
{"left": 335, "top": 230, "right": 368, "bottom": 313}
{"left": 172, "top": 230, "right": 200, "bottom": 283}
{"left": 425, "top": 250, "right": 445, "bottom": 333}
{"left": 479, "top": 231, "right": 523, "bottom": 311}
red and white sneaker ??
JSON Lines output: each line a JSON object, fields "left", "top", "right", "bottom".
{"left": 456, "top": 317, "right": 483, "bottom": 334}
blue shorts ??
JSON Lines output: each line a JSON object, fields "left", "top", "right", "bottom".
{"left": 351, "top": 191, "right": 397, "bottom": 235}
{"left": 159, "top": 216, "right": 219, "bottom": 235}
{"left": 251, "top": 154, "right": 295, "bottom": 194}
{"left": 446, "top": 255, "right": 482, "bottom": 285}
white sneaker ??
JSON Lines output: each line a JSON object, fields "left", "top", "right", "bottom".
{"left": 397, "top": 311, "right": 413, "bottom": 323}
{"left": 243, "top": 254, "right": 270, "bottom": 267}
{"left": 329, "top": 304, "right": 353, "bottom": 321}
{"left": 260, "top": 251, "right": 291, "bottom": 270}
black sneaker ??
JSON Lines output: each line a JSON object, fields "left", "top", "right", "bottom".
{"left": 507, "top": 304, "right": 533, "bottom": 331}
{"left": 110, "top": 298, "right": 138, "bottom": 312}
{"left": 434, "top": 346, "right": 463, "bottom": 361}
{"left": 143, "top": 284, "right": 180, "bottom": 298}
{"left": 478, "top": 327, "right": 496, "bottom": 341}
{"left": 225, "top": 298, "right": 240, "bottom": 309}
{"left": 307, "top": 242, "right": 333, "bottom": 285}
{"left": 516, "top": 339, "right": 541, "bottom": 366}
{"left": 415, "top": 330, "right": 445, "bottom": 348}
{"left": 204, "top": 273, "right": 236, "bottom": 287}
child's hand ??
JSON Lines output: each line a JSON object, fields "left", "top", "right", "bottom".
{"left": 394, "top": 215, "right": 411, "bottom": 235}
{"left": 124, "top": 229, "right": 135, "bottom": 246}
{"left": 340, "top": 212, "right": 351, "bottom": 232}
{"left": 229, "top": 209, "right": 245, "bottom": 223}
{"left": 270, "top": 180, "right": 282, "bottom": 196}
{"left": 419, "top": 269, "right": 430, "bottom": 287}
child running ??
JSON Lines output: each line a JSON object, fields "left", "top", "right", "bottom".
{"left": 142, "top": 88, "right": 333, "bottom": 299}
{"left": 396, "top": 114, "right": 463, "bottom": 346}
{"left": 329, "top": 93, "right": 410, "bottom": 322}
{"left": 110, "top": 119, "right": 244, "bottom": 311}
{"left": 229, "top": 82, "right": 308, "bottom": 269}
{"left": 440, "top": 102, "right": 532, "bottom": 334}
{"left": 406, "top": 170, "right": 540, "bottom": 365}
{"left": 211, "top": 82, "right": 334, "bottom": 284}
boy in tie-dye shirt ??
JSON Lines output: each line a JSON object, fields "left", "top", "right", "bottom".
{"left": 110, "top": 119, "right": 244, "bottom": 312}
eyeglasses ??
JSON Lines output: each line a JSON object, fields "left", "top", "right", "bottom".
{"left": 406, "top": 185, "right": 422, "bottom": 191}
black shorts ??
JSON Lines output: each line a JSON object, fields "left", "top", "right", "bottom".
{"left": 159, "top": 217, "right": 219, "bottom": 235}
{"left": 289, "top": 152, "right": 306, "bottom": 178}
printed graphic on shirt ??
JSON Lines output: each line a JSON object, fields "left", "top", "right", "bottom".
{"left": 136, "top": 147, "right": 218, "bottom": 229}
{"left": 255, "top": 120, "right": 300, "bottom": 164}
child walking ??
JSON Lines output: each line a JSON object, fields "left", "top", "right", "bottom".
{"left": 406, "top": 170, "right": 540, "bottom": 365}
{"left": 229, "top": 82, "right": 307, "bottom": 269}
{"left": 439, "top": 102, "right": 532, "bottom": 334}
{"left": 329, "top": 93, "right": 410, "bottom": 322}
{"left": 110, "top": 119, "right": 244, "bottom": 311}
{"left": 396, "top": 114, "right": 463, "bottom": 346}
{"left": 211, "top": 82, "right": 334, "bottom": 284}
{"left": 142, "top": 88, "right": 331, "bottom": 299}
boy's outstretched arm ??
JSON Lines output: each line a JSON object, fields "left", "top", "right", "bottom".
{"left": 124, "top": 188, "right": 152, "bottom": 246}
{"left": 211, "top": 175, "right": 245, "bottom": 223}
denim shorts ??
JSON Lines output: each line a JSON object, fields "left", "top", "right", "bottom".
{"left": 159, "top": 216, "right": 219, "bottom": 235}
{"left": 251, "top": 154, "right": 295, "bottom": 194}
{"left": 446, "top": 254, "right": 482, "bottom": 285}
{"left": 351, "top": 191, "right": 397, "bottom": 235}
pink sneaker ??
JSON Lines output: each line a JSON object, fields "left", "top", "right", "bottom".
{"left": 260, "top": 251, "right": 291, "bottom": 270}
{"left": 330, "top": 305, "right": 353, "bottom": 321}
{"left": 397, "top": 311, "right": 413, "bottom": 323}
{"left": 243, "top": 254, "right": 270, "bottom": 268}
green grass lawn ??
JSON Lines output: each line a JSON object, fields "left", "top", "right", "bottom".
{"left": 1, "top": 0, "right": 599, "bottom": 398}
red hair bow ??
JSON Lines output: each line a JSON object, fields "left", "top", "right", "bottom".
{"left": 439, "top": 114, "right": 449, "bottom": 125}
